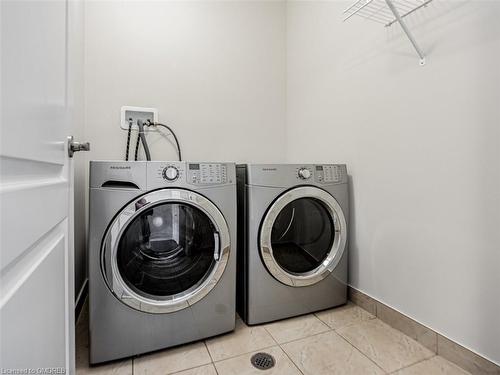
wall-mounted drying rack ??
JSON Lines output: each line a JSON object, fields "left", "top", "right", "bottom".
{"left": 343, "top": 0, "right": 433, "bottom": 66}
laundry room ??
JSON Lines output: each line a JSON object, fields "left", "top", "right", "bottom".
{"left": 1, "top": 0, "right": 499, "bottom": 374}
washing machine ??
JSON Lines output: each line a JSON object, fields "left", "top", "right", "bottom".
{"left": 236, "top": 164, "right": 348, "bottom": 325}
{"left": 88, "top": 161, "right": 237, "bottom": 363}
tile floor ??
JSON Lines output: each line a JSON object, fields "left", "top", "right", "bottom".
{"left": 76, "top": 302, "right": 470, "bottom": 375}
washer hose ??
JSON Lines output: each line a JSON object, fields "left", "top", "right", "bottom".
{"left": 146, "top": 120, "right": 182, "bottom": 161}
{"left": 136, "top": 119, "right": 151, "bottom": 161}
{"left": 125, "top": 118, "right": 133, "bottom": 161}
{"left": 134, "top": 131, "right": 140, "bottom": 161}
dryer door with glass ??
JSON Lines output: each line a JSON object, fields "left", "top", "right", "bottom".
{"left": 101, "top": 188, "right": 230, "bottom": 313}
{"left": 260, "top": 186, "right": 347, "bottom": 287}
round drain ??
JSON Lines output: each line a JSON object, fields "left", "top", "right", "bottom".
{"left": 250, "top": 352, "right": 275, "bottom": 370}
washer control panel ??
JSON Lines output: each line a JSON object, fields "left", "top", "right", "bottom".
{"left": 188, "top": 163, "right": 228, "bottom": 185}
{"left": 315, "top": 165, "right": 345, "bottom": 184}
{"left": 152, "top": 164, "right": 184, "bottom": 183}
{"left": 297, "top": 167, "right": 312, "bottom": 180}
{"left": 148, "top": 162, "right": 234, "bottom": 188}
{"left": 162, "top": 165, "right": 180, "bottom": 181}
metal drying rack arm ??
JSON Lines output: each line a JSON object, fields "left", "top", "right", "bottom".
{"left": 343, "top": 0, "right": 433, "bottom": 66}
{"left": 385, "top": 0, "right": 426, "bottom": 65}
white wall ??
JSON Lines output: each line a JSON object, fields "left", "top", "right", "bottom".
{"left": 84, "top": 0, "right": 286, "bottom": 163}
{"left": 286, "top": 0, "right": 500, "bottom": 364}
{"left": 81, "top": 0, "right": 286, "bottom": 311}
{"left": 82, "top": 0, "right": 499, "bottom": 364}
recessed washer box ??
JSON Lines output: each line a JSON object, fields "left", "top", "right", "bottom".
{"left": 120, "top": 106, "right": 158, "bottom": 130}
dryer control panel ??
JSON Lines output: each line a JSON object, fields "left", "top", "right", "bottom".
{"left": 245, "top": 164, "right": 347, "bottom": 187}
{"left": 315, "top": 165, "right": 345, "bottom": 184}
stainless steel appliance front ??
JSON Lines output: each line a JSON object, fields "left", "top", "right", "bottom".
{"left": 260, "top": 186, "right": 347, "bottom": 287}
{"left": 236, "top": 163, "right": 349, "bottom": 325}
{"left": 89, "top": 161, "right": 237, "bottom": 363}
{"left": 101, "top": 189, "right": 230, "bottom": 313}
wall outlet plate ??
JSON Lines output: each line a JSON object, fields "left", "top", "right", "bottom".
{"left": 120, "top": 106, "right": 158, "bottom": 130}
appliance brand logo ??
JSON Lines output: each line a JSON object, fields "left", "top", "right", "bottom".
{"left": 110, "top": 166, "right": 131, "bottom": 170}
{"left": 262, "top": 168, "right": 277, "bottom": 171}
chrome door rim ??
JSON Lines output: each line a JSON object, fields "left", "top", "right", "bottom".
{"left": 102, "top": 188, "right": 231, "bottom": 313}
{"left": 259, "top": 186, "right": 347, "bottom": 287}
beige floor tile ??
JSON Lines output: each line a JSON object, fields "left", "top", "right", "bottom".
{"left": 393, "top": 356, "right": 471, "bottom": 374}
{"left": 338, "top": 319, "right": 434, "bottom": 373}
{"left": 316, "top": 302, "right": 375, "bottom": 330}
{"left": 171, "top": 364, "right": 218, "bottom": 375}
{"left": 282, "top": 331, "right": 385, "bottom": 375}
{"left": 77, "top": 360, "right": 133, "bottom": 375}
{"left": 215, "top": 346, "right": 301, "bottom": 375}
{"left": 263, "top": 314, "right": 330, "bottom": 344}
{"left": 133, "top": 341, "right": 212, "bottom": 375}
{"left": 205, "top": 318, "right": 276, "bottom": 361}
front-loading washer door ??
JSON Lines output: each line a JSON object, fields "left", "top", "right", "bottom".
{"left": 260, "top": 186, "right": 347, "bottom": 287}
{"left": 101, "top": 189, "right": 230, "bottom": 313}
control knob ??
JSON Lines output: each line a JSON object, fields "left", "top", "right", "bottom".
{"left": 298, "top": 168, "right": 311, "bottom": 180}
{"left": 163, "top": 166, "right": 179, "bottom": 181}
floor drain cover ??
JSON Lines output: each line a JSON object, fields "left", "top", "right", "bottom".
{"left": 250, "top": 352, "right": 275, "bottom": 370}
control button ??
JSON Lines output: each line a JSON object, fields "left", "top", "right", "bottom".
{"left": 162, "top": 166, "right": 179, "bottom": 181}
{"left": 298, "top": 168, "right": 312, "bottom": 180}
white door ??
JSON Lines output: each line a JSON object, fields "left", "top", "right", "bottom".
{"left": 0, "top": 0, "right": 85, "bottom": 372}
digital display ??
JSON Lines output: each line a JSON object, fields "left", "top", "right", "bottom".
{"left": 316, "top": 166, "right": 323, "bottom": 171}
{"left": 189, "top": 164, "right": 200, "bottom": 170}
